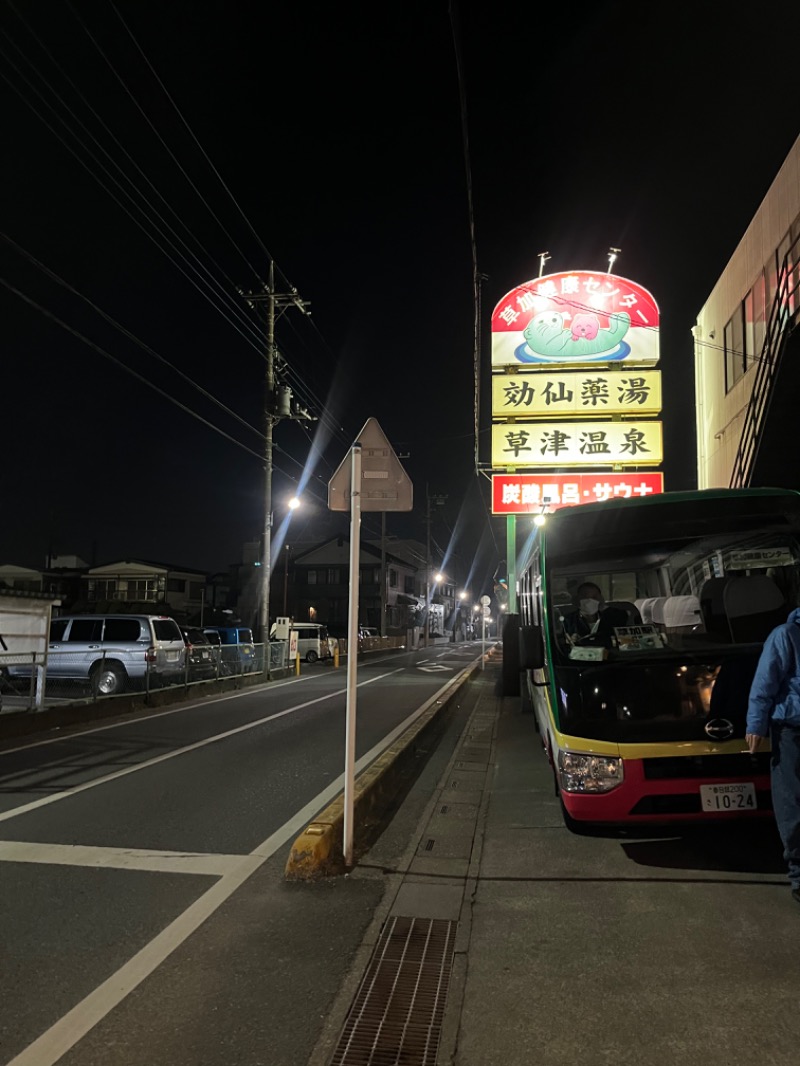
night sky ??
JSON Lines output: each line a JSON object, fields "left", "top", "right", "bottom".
{"left": 3, "top": 0, "right": 799, "bottom": 592}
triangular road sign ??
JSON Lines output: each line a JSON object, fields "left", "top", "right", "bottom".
{"left": 328, "top": 417, "right": 414, "bottom": 512}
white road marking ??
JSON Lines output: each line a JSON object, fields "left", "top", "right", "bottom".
{"left": 0, "top": 669, "right": 405, "bottom": 825}
{"left": 0, "top": 674, "right": 311, "bottom": 757}
{"left": 0, "top": 840, "right": 255, "bottom": 876}
{"left": 418, "top": 664, "right": 454, "bottom": 672}
{"left": 3, "top": 671, "right": 469, "bottom": 1066}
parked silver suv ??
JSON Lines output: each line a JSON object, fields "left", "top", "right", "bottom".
{"left": 10, "top": 614, "right": 186, "bottom": 696}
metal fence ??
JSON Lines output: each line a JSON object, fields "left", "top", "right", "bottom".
{"left": 0, "top": 642, "right": 284, "bottom": 714}
{"left": 0, "top": 636, "right": 406, "bottom": 715}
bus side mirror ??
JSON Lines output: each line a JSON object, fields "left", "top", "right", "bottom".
{"left": 519, "top": 624, "right": 544, "bottom": 670}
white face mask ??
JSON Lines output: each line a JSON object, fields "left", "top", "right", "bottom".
{"left": 579, "top": 598, "right": 601, "bottom": 616}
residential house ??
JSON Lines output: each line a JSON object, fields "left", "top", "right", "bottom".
{"left": 73, "top": 560, "right": 209, "bottom": 621}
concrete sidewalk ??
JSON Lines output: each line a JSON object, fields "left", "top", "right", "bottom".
{"left": 308, "top": 661, "right": 800, "bottom": 1066}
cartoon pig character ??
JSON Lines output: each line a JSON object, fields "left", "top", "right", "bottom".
{"left": 571, "top": 313, "right": 600, "bottom": 340}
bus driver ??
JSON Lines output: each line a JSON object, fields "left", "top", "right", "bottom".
{"left": 562, "top": 582, "right": 628, "bottom": 649}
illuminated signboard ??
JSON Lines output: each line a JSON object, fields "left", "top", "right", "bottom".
{"left": 491, "top": 271, "right": 660, "bottom": 369}
{"left": 491, "top": 370, "right": 661, "bottom": 418}
{"left": 492, "top": 421, "right": 663, "bottom": 467}
{"left": 492, "top": 473, "right": 665, "bottom": 513}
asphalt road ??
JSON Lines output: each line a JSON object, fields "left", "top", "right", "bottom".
{"left": 5, "top": 641, "right": 790, "bottom": 1066}
{"left": 0, "top": 641, "right": 483, "bottom": 1066}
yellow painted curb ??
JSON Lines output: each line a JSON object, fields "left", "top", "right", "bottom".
{"left": 284, "top": 661, "right": 481, "bottom": 880}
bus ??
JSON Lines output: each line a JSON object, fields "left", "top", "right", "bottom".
{"left": 517, "top": 487, "right": 800, "bottom": 830}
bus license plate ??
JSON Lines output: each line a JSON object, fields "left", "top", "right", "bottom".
{"left": 700, "top": 782, "right": 757, "bottom": 812}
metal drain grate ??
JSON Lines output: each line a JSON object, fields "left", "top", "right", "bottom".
{"left": 329, "top": 916, "right": 457, "bottom": 1066}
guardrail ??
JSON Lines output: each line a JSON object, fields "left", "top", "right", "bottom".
{"left": 0, "top": 642, "right": 280, "bottom": 714}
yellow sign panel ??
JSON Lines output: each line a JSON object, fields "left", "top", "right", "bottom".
{"left": 491, "top": 370, "right": 661, "bottom": 418}
{"left": 491, "top": 421, "right": 663, "bottom": 467}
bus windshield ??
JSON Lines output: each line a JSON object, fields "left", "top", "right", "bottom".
{"left": 536, "top": 491, "right": 800, "bottom": 744}
{"left": 550, "top": 527, "right": 800, "bottom": 660}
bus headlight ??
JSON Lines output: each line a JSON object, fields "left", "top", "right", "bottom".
{"left": 558, "top": 750, "right": 623, "bottom": 793}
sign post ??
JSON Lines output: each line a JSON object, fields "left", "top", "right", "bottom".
{"left": 480, "top": 595, "right": 490, "bottom": 668}
{"left": 328, "top": 418, "right": 413, "bottom": 868}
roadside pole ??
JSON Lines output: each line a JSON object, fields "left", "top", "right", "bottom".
{"left": 343, "top": 445, "right": 361, "bottom": 868}
{"left": 328, "top": 418, "right": 413, "bottom": 870}
{"left": 480, "top": 595, "right": 490, "bottom": 668}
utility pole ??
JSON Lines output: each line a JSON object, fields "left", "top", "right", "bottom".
{"left": 241, "top": 262, "right": 313, "bottom": 677}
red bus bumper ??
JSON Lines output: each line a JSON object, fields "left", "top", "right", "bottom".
{"left": 560, "top": 758, "right": 773, "bottom": 825}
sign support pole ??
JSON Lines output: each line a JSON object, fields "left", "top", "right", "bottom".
{"left": 506, "top": 514, "right": 517, "bottom": 613}
{"left": 328, "top": 418, "right": 412, "bottom": 871}
{"left": 343, "top": 444, "right": 362, "bottom": 869}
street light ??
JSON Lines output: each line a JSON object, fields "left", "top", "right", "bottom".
{"left": 282, "top": 495, "right": 300, "bottom": 616}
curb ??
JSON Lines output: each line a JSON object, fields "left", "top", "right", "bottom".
{"left": 284, "top": 653, "right": 496, "bottom": 880}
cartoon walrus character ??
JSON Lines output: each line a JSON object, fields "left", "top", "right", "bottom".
{"left": 523, "top": 309, "right": 630, "bottom": 359}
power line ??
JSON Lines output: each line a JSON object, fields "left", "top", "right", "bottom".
{"left": 66, "top": 0, "right": 266, "bottom": 288}
{"left": 2, "top": 277, "right": 267, "bottom": 462}
{"left": 2, "top": 232, "right": 265, "bottom": 441}
{"left": 108, "top": 0, "right": 279, "bottom": 288}
{"left": 0, "top": 49, "right": 270, "bottom": 359}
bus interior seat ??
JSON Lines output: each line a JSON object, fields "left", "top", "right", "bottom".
{"left": 723, "top": 575, "right": 787, "bottom": 642}
{"left": 606, "top": 600, "right": 642, "bottom": 626}
{"left": 699, "top": 577, "right": 733, "bottom": 640}
{"left": 635, "top": 597, "right": 656, "bottom": 622}
{"left": 662, "top": 595, "right": 703, "bottom": 631}
{"left": 647, "top": 597, "right": 669, "bottom": 626}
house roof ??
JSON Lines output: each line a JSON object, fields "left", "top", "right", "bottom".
{"left": 85, "top": 559, "right": 209, "bottom": 577}
{"left": 292, "top": 537, "right": 423, "bottom": 570}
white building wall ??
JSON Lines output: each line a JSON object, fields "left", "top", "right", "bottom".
{"left": 694, "top": 135, "right": 800, "bottom": 488}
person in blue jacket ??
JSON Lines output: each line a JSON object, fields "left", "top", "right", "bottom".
{"left": 746, "top": 607, "right": 800, "bottom": 904}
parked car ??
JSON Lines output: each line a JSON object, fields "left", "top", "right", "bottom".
{"left": 201, "top": 629, "right": 230, "bottom": 674}
{"left": 7, "top": 614, "right": 186, "bottom": 696}
{"left": 270, "top": 622, "right": 331, "bottom": 663}
{"left": 203, "top": 625, "right": 256, "bottom": 673}
{"left": 180, "top": 626, "right": 219, "bottom": 681}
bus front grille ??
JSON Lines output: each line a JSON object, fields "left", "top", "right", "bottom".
{"left": 641, "top": 753, "right": 770, "bottom": 780}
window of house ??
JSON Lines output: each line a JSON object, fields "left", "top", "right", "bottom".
{"left": 404, "top": 575, "right": 415, "bottom": 594}
{"left": 777, "top": 230, "right": 792, "bottom": 321}
{"left": 189, "top": 581, "right": 204, "bottom": 598}
{"left": 789, "top": 215, "right": 800, "bottom": 315}
{"left": 307, "top": 570, "right": 317, "bottom": 585}
{"left": 125, "top": 579, "right": 160, "bottom": 601}
{"left": 389, "top": 569, "right": 398, "bottom": 588}
{"left": 753, "top": 269, "right": 767, "bottom": 363}
{"left": 744, "top": 288, "right": 755, "bottom": 369}
{"left": 89, "top": 579, "right": 117, "bottom": 600}
{"left": 168, "top": 578, "right": 186, "bottom": 593}
{"left": 724, "top": 305, "right": 745, "bottom": 392}
{"left": 327, "top": 569, "right": 339, "bottom": 584}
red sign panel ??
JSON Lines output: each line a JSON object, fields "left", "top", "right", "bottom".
{"left": 492, "top": 473, "right": 665, "bottom": 514}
